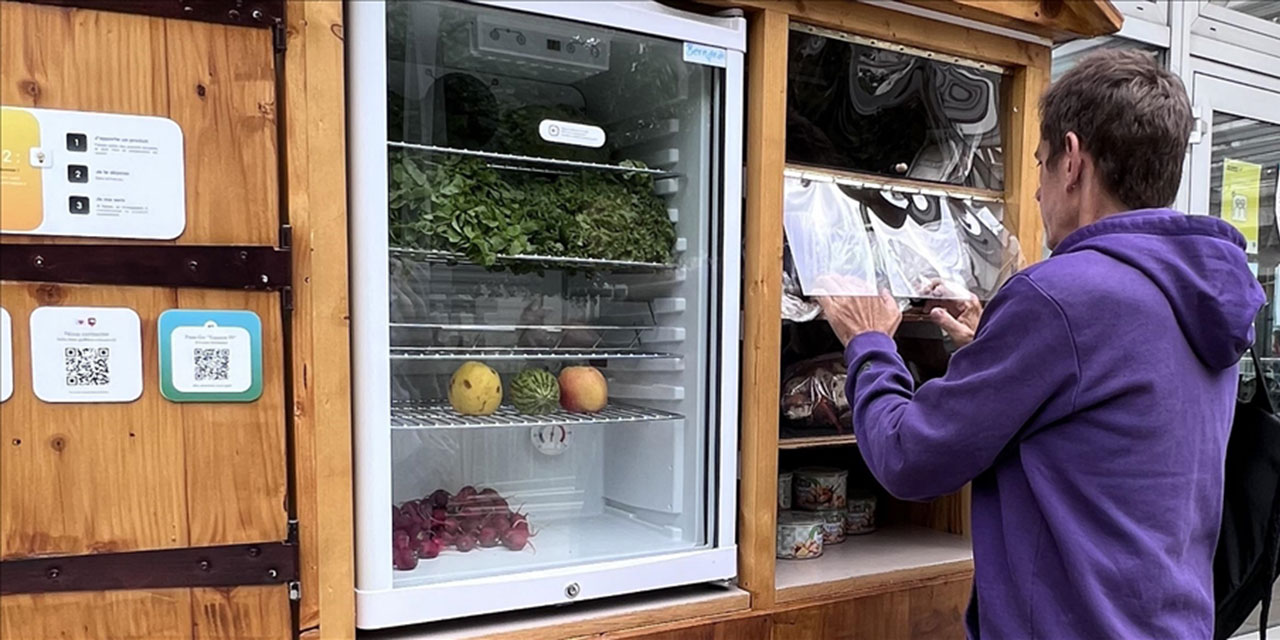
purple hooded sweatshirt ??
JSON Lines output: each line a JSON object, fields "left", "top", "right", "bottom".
{"left": 843, "top": 210, "right": 1265, "bottom": 639}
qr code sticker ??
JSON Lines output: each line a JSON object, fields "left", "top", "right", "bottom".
{"left": 194, "top": 347, "right": 231, "bottom": 382}
{"left": 65, "top": 346, "right": 110, "bottom": 387}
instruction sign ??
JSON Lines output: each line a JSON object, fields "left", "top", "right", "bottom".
{"left": 158, "top": 309, "right": 263, "bottom": 403}
{"left": 30, "top": 306, "right": 143, "bottom": 403}
{"left": 0, "top": 106, "right": 185, "bottom": 240}
{"left": 1221, "top": 158, "right": 1261, "bottom": 254}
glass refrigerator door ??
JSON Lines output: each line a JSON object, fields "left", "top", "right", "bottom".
{"left": 349, "top": 0, "right": 743, "bottom": 629}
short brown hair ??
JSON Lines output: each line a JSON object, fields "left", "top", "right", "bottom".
{"left": 1040, "top": 49, "right": 1193, "bottom": 210}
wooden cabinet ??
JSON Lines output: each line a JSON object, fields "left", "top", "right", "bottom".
{"left": 0, "top": 1, "right": 353, "bottom": 638}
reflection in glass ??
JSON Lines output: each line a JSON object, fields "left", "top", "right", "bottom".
{"left": 1208, "top": 113, "right": 1280, "bottom": 401}
{"left": 786, "top": 30, "right": 1008, "bottom": 190}
{"left": 1209, "top": 0, "right": 1280, "bottom": 24}
{"left": 1051, "top": 36, "right": 1165, "bottom": 81}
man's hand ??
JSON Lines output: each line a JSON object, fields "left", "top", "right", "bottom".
{"left": 817, "top": 290, "right": 902, "bottom": 347}
{"left": 920, "top": 279, "right": 982, "bottom": 348}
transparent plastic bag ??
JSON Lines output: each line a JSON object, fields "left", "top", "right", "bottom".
{"left": 780, "top": 353, "right": 851, "bottom": 433}
{"left": 783, "top": 177, "right": 878, "bottom": 297}
{"left": 950, "top": 198, "right": 1023, "bottom": 300}
{"left": 846, "top": 186, "right": 971, "bottom": 300}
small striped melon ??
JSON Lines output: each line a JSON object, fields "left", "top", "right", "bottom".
{"left": 510, "top": 368, "right": 560, "bottom": 415}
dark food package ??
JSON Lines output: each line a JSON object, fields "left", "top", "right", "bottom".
{"left": 780, "top": 353, "right": 852, "bottom": 435}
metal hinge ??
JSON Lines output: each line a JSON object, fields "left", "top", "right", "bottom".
{"left": 279, "top": 224, "right": 293, "bottom": 251}
{"left": 286, "top": 519, "right": 299, "bottom": 544}
{"left": 271, "top": 18, "right": 287, "bottom": 53}
{"left": 288, "top": 580, "right": 302, "bottom": 601}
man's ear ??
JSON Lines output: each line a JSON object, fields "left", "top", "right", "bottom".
{"left": 1063, "top": 132, "right": 1084, "bottom": 190}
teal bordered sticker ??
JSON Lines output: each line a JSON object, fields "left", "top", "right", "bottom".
{"left": 158, "top": 309, "right": 263, "bottom": 402}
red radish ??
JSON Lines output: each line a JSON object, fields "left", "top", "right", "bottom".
{"left": 417, "top": 537, "right": 441, "bottom": 559}
{"left": 429, "top": 489, "right": 450, "bottom": 508}
{"left": 393, "top": 529, "right": 411, "bottom": 549}
{"left": 431, "top": 507, "right": 447, "bottom": 523}
{"left": 458, "top": 517, "right": 480, "bottom": 533}
{"left": 479, "top": 487, "right": 500, "bottom": 498}
{"left": 455, "top": 534, "right": 477, "bottom": 552}
{"left": 477, "top": 527, "right": 500, "bottom": 548}
{"left": 502, "top": 528, "right": 530, "bottom": 551}
{"left": 442, "top": 517, "right": 460, "bottom": 534}
{"left": 492, "top": 517, "right": 512, "bottom": 535}
{"left": 435, "top": 530, "right": 456, "bottom": 547}
{"left": 456, "top": 486, "right": 477, "bottom": 502}
{"left": 393, "top": 547, "right": 418, "bottom": 570}
{"left": 413, "top": 528, "right": 431, "bottom": 544}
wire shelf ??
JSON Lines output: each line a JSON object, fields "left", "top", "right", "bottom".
{"left": 389, "top": 323, "right": 668, "bottom": 351}
{"left": 390, "top": 347, "right": 678, "bottom": 361}
{"left": 389, "top": 247, "right": 679, "bottom": 272}
{"left": 387, "top": 142, "right": 678, "bottom": 178}
{"left": 390, "top": 402, "right": 682, "bottom": 430}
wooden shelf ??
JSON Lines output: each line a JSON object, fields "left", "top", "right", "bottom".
{"left": 778, "top": 434, "right": 857, "bottom": 449}
{"left": 775, "top": 526, "right": 973, "bottom": 604}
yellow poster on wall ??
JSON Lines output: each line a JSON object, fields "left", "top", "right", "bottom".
{"left": 1221, "top": 158, "right": 1261, "bottom": 254}
{"left": 0, "top": 107, "right": 44, "bottom": 231}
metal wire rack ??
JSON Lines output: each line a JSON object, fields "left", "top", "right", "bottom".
{"left": 389, "top": 402, "right": 683, "bottom": 430}
{"left": 390, "top": 347, "right": 678, "bottom": 361}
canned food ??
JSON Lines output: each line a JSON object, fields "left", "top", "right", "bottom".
{"left": 778, "top": 471, "right": 793, "bottom": 509}
{"left": 793, "top": 467, "right": 848, "bottom": 511}
{"left": 817, "top": 509, "right": 846, "bottom": 545}
{"left": 776, "top": 511, "right": 824, "bottom": 559}
{"left": 845, "top": 491, "right": 878, "bottom": 535}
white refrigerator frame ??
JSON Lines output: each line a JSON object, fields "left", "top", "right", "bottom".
{"left": 346, "top": 0, "right": 745, "bottom": 629}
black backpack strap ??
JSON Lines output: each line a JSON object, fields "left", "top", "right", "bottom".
{"left": 1249, "top": 348, "right": 1278, "bottom": 640}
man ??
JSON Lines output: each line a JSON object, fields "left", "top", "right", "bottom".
{"left": 818, "top": 49, "right": 1264, "bottom": 638}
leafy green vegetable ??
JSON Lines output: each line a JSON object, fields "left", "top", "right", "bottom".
{"left": 388, "top": 152, "right": 674, "bottom": 268}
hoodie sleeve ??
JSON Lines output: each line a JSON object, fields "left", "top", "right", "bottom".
{"left": 844, "top": 274, "right": 1081, "bottom": 501}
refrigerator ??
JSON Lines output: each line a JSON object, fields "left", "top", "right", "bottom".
{"left": 347, "top": 0, "right": 745, "bottom": 629}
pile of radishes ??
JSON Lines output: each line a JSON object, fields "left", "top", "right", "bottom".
{"left": 391, "top": 485, "right": 535, "bottom": 571}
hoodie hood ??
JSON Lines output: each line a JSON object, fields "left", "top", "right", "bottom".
{"left": 1055, "top": 209, "right": 1264, "bottom": 370}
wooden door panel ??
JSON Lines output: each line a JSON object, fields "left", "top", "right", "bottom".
{"left": 0, "top": 589, "right": 194, "bottom": 640}
{"left": 192, "top": 586, "right": 292, "bottom": 640}
{"left": 0, "top": 283, "right": 188, "bottom": 558}
{"left": 0, "top": 2, "right": 278, "bottom": 246}
{"left": 176, "top": 289, "right": 287, "bottom": 546}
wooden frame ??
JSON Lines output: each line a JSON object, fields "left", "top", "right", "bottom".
{"left": 282, "top": 0, "right": 356, "bottom": 638}
{"left": 730, "top": 0, "right": 1060, "bottom": 624}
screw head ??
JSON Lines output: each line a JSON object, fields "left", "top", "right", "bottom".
{"left": 267, "top": 568, "right": 279, "bottom": 579}
{"left": 893, "top": 162, "right": 910, "bottom": 174}
{"left": 565, "top": 582, "right": 580, "bottom": 599}
{"left": 248, "top": 546, "right": 261, "bottom": 557}
{"left": 47, "top": 567, "right": 60, "bottom": 579}
{"left": 199, "top": 560, "right": 211, "bottom": 571}
{"left": 187, "top": 260, "right": 199, "bottom": 272}
{"left": 33, "top": 255, "right": 45, "bottom": 268}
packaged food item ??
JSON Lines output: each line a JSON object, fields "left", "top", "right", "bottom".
{"left": 780, "top": 355, "right": 851, "bottom": 434}
{"left": 845, "top": 491, "right": 878, "bottom": 535}
{"left": 794, "top": 467, "right": 848, "bottom": 511}
{"left": 776, "top": 511, "right": 824, "bottom": 559}
{"left": 817, "top": 509, "right": 846, "bottom": 545}
{"left": 778, "top": 471, "right": 793, "bottom": 509}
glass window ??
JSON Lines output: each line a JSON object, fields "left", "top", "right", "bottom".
{"left": 1209, "top": 0, "right": 1280, "bottom": 25}
{"left": 1207, "top": 113, "right": 1280, "bottom": 400}
{"left": 786, "top": 26, "right": 1009, "bottom": 190}
{"left": 1051, "top": 37, "right": 1165, "bottom": 82}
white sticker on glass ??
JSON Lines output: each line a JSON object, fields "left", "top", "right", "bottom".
{"left": 538, "top": 120, "right": 606, "bottom": 149}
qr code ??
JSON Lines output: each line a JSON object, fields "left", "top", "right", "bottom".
{"left": 194, "top": 348, "right": 230, "bottom": 382}
{"left": 65, "top": 347, "right": 110, "bottom": 386}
